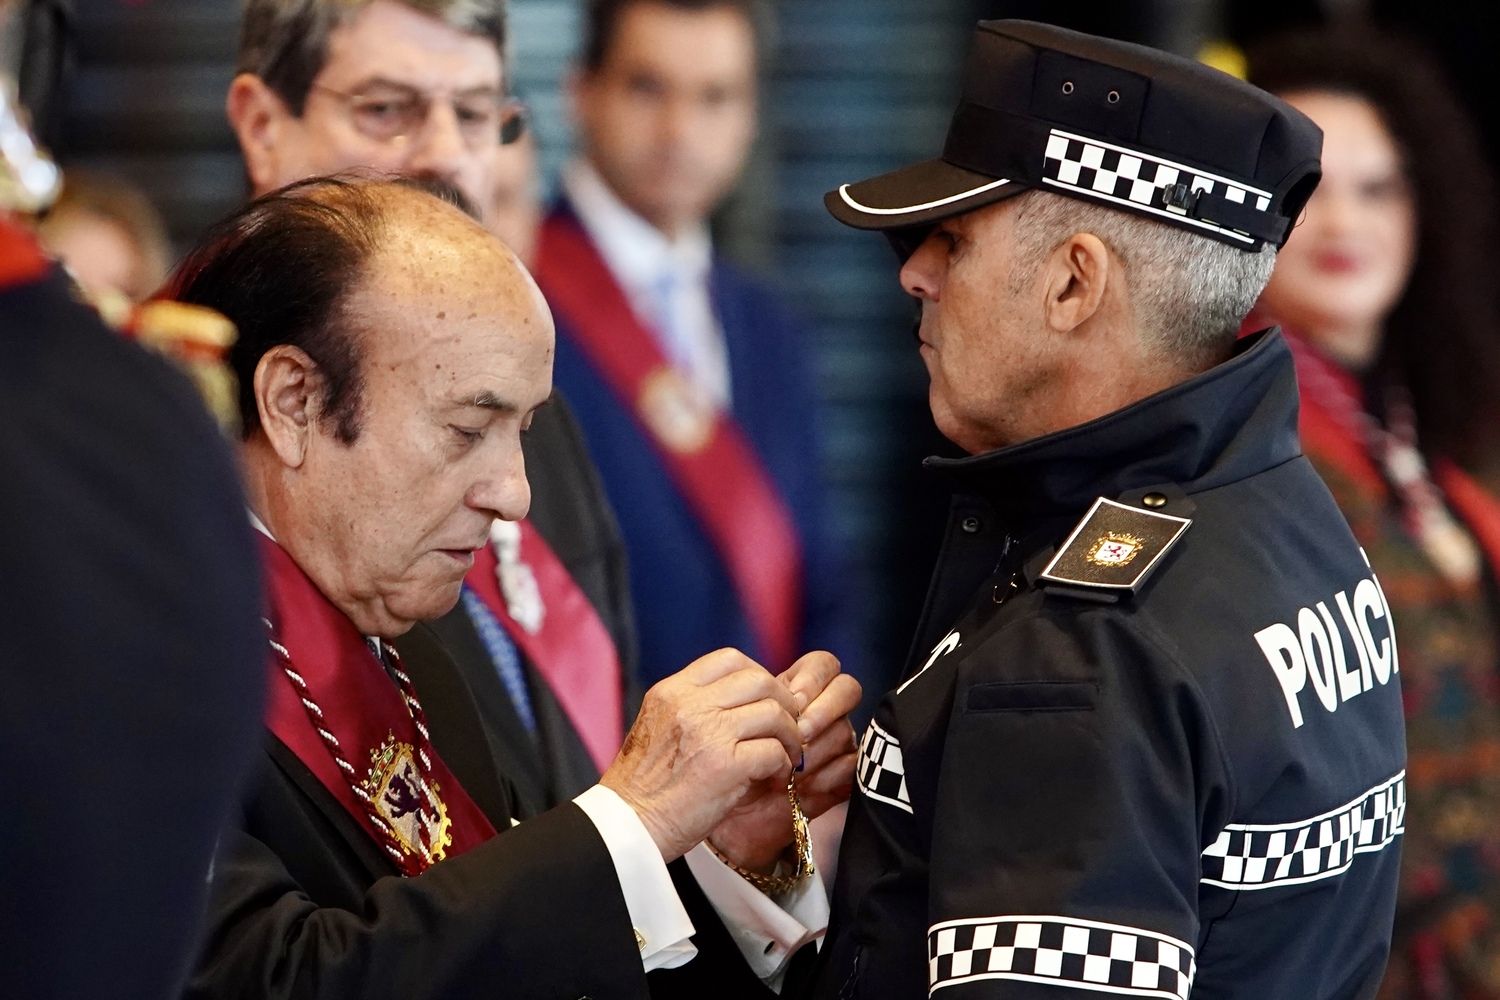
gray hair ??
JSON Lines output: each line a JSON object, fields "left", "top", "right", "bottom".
{"left": 1008, "top": 190, "right": 1276, "bottom": 366}
{"left": 237, "top": 0, "right": 507, "bottom": 114}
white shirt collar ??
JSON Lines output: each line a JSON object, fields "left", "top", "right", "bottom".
{"left": 563, "top": 158, "right": 713, "bottom": 291}
{"left": 248, "top": 509, "right": 274, "bottom": 540}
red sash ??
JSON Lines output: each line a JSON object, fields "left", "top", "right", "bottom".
{"left": 259, "top": 535, "right": 496, "bottom": 875}
{"left": 536, "top": 212, "right": 803, "bottom": 671}
{"left": 0, "top": 214, "right": 49, "bottom": 289}
{"left": 464, "top": 520, "right": 624, "bottom": 772}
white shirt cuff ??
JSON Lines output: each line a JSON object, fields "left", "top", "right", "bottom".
{"left": 573, "top": 785, "right": 698, "bottom": 971}
{"left": 684, "top": 840, "right": 830, "bottom": 991}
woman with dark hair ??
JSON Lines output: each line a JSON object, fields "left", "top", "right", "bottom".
{"left": 1248, "top": 29, "right": 1500, "bottom": 998}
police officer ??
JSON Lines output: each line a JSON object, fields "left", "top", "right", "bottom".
{"left": 813, "top": 21, "right": 1405, "bottom": 999}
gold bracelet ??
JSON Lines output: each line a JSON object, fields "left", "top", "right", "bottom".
{"left": 707, "top": 774, "right": 816, "bottom": 896}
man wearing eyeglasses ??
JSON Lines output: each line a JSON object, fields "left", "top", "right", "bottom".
{"left": 228, "top": 0, "right": 639, "bottom": 822}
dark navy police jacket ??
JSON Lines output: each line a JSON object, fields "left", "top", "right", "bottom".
{"left": 813, "top": 331, "right": 1406, "bottom": 999}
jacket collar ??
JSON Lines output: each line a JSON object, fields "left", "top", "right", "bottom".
{"left": 926, "top": 329, "right": 1301, "bottom": 524}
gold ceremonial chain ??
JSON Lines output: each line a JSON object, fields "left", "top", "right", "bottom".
{"left": 708, "top": 774, "right": 816, "bottom": 897}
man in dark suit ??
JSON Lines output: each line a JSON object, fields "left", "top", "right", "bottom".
{"left": 227, "top": 0, "right": 636, "bottom": 815}
{"left": 170, "top": 175, "right": 859, "bottom": 998}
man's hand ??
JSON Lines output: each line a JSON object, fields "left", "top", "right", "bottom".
{"left": 708, "top": 651, "right": 861, "bottom": 873}
{"left": 599, "top": 648, "right": 803, "bottom": 862}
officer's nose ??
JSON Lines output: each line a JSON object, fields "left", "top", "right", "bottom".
{"left": 900, "top": 233, "right": 946, "bottom": 302}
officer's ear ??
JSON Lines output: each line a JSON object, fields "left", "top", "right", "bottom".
{"left": 253, "top": 345, "right": 323, "bottom": 468}
{"left": 1040, "top": 231, "right": 1111, "bottom": 335}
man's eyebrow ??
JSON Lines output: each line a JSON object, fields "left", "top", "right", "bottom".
{"left": 459, "top": 390, "right": 518, "bottom": 413}
{"left": 347, "top": 76, "right": 502, "bottom": 98}
{"left": 456, "top": 390, "right": 556, "bottom": 414}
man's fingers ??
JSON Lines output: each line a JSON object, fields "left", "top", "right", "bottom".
{"left": 796, "top": 674, "right": 862, "bottom": 742}
{"left": 796, "top": 751, "right": 858, "bottom": 817}
{"left": 678, "top": 647, "right": 761, "bottom": 687}
{"left": 726, "top": 696, "right": 802, "bottom": 767}
{"left": 705, "top": 663, "right": 800, "bottom": 715}
{"left": 734, "top": 736, "right": 795, "bottom": 784}
{"left": 798, "top": 714, "right": 858, "bottom": 773}
{"left": 781, "top": 650, "right": 841, "bottom": 708}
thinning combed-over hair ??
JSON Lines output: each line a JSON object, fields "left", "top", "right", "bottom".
{"left": 1008, "top": 190, "right": 1277, "bottom": 368}
{"left": 165, "top": 174, "right": 473, "bottom": 442}
{"left": 237, "top": 0, "right": 507, "bottom": 114}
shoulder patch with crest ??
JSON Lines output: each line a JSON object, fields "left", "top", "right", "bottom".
{"left": 1040, "top": 497, "right": 1192, "bottom": 598}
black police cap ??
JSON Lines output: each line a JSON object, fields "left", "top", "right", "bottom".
{"left": 825, "top": 20, "right": 1323, "bottom": 251}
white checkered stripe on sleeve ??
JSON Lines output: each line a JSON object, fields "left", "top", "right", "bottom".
{"left": 856, "top": 719, "right": 912, "bottom": 814}
{"left": 929, "top": 915, "right": 1195, "bottom": 998}
{"left": 1041, "top": 128, "right": 1272, "bottom": 245}
{"left": 1201, "top": 771, "right": 1406, "bottom": 890}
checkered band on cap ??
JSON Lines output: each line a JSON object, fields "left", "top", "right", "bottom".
{"left": 929, "top": 915, "right": 1196, "bottom": 998}
{"left": 1201, "top": 771, "right": 1406, "bottom": 890}
{"left": 1042, "top": 129, "right": 1274, "bottom": 246}
{"left": 857, "top": 719, "right": 912, "bottom": 814}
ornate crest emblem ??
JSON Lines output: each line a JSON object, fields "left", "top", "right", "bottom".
{"left": 361, "top": 732, "right": 453, "bottom": 865}
{"left": 1087, "top": 532, "right": 1144, "bottom": 567}
{"left": 638, "top": 366, "right": 716, "bottom": 455}
{"left": 490, "top": 518, "right": 545, "bottom": 634}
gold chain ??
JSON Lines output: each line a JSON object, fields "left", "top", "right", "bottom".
{"left": 707, "top": 773, "right": 816, "bottom": 896}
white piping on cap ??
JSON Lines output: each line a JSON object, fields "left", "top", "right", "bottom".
{"left": 837, "top": 176, "right": 1013, "bottom": 216}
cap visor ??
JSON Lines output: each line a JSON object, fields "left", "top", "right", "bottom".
{"left": 824, "top": 158, "right": 1026, "bottom": 230}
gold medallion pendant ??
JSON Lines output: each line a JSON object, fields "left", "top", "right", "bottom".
{"left": 638, "top": 366, "right": 716, "bottom": 455}
{"left": 362, "top": 732, "right": 454, "bottom": 865}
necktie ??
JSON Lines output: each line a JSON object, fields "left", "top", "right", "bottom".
{"left": 460, "top": 584, "right": 537, "bottom": 735}
{"left": 651, "top": 267, "right": 696, "bottom": 376}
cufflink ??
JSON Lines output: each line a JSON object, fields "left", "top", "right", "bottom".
{"left": 635, "top": 928, "right": 646, "bottom": 952}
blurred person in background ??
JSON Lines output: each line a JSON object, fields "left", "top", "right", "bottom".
{"left": 36, "top": 168, "right": 171, "bottom": 301}
{"left": 538, "top": 0, "right": 858, "bottom": 691}
{"left": 1, "top": 2, "right": 266, "bottom": 995}
{"left": 486, "top": 115, "right": 541, "bottom": 265}
{"left": 1247, "top": 29, "right": 1500, "bottom": 998}
{"left": 227, "top": 0, "right": 640, "bottom": 815}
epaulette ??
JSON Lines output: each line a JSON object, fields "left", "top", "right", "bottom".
{"left": 1038, "top": 494, "right": 1192, "bottom": 602}
{"left": 122, "top": 300, "right": 241, "bottom": 435}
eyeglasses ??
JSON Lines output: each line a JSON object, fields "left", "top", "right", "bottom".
{"left": 311, "top": 83, "right": 529, "bottom": 149}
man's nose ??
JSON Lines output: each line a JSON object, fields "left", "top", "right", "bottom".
{"left": 405, "top": 101, "right": 470, "bottom": 185}
{"left": 899, "top": 235, "right": 945, "bottom": 301}
{"left": 469, "top": 444, "right": 532, "bottom": 523}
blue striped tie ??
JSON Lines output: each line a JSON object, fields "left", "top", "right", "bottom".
{"left": 459, "top": 584, "right": 537, "bottom": 735}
